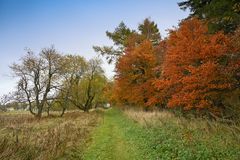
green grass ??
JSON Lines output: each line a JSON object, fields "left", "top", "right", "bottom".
{"left": 125, "top": 109, "right": 240, "bottom": 160}
{"left": 83, "top": 108, "right": 145, "bottom": 160}
{"left": 84, "top": 108, "right": 240, "bottom": 160}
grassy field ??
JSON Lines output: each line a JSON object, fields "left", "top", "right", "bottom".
{"left": 84, "top": 108, "right": 240, "bottom": 160}
{"left": 124, "top": 109, "right": 240, "bottom": 159}
{"left": 0, "top": 110, "right": 102, "bottom": 160}
{"left": 1, "top": 108, "right": 240, "bottom": 159}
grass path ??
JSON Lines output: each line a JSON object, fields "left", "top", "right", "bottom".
{"left": 83, "top": 108, "right": 149, "bottom": 160}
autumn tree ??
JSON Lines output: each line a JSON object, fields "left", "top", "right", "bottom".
{"left": 102, "top": 80, "right": 115, "bottom": 105}
{"left": 220, "top": 26, "right": 240, "bottom": 118}
{"left": 152, "top": 18, "right": 235, "bottom": 117}
{"left": 96, "top": 19, "right": 163, "bottom": 108}
{"left": 114, "top": 40, "right": 157, "bottom": 107}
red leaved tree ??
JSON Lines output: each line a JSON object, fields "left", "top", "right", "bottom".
{"left": 114, "top": 40, "right": 157, "bottom": 107}
{"left": 153, "top": 18, "right": 233, "bottom": 116}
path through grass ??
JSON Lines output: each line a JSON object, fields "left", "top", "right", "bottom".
{"left": 83, "top": 108, "right": 240, "bottom": 160}
{"left": 83, "top": 108, "right": 151, "bottom": 160}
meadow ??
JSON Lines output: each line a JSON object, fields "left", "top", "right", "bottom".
{"left": 1, "top": 108, "right": 240, "bottom": 159}
{"left": 124, "top": 109, "right": 240, "bottom": 159}
{"left": 0, "top": 110, "right": 102, "bottom": 160}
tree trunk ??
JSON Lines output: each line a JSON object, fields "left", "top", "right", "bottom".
{"left": 36, "top": 105, "right": 43, "bottom": 118}
{"left": 29, "top": 105, "right": 36, "bottom": 116}
{"left": 47, "top": 107, "right": 50, "bottom": 117}
{"left": 84, "top": 105, "right": 90, "bottom": 112}
{"left": 60, "top": 107, "right": 66, "bottom": 117}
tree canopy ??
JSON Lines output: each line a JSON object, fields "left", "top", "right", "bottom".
{"left": 178, "top": 0, "right": 240, "bottom": 33}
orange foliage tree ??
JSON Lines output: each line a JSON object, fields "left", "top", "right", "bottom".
{"left": 152, "top": 18, "right": 234, "bottom": 115}
{"left": 101, "top": 18, "right": 239, "bottom": 117}
{"left": 229, "top": 26, "right": 240, "bottom": 83}
{"left": 114, "top": 40, "right": 157, "bottom": 107}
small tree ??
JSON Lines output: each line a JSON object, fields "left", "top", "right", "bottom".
{"left": 57, "top": 55, "right": 87, "bottom": 116}
{"left": 68, "top": 58, "right": 107, "bottom": 112}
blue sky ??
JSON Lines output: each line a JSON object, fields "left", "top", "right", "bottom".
{"left": 0, "top": 0, "right": 189, "bottom": 96}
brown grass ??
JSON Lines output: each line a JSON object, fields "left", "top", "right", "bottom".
{"left": 124, "top": 109, "right": 174, "bottom": 127}
{"left": 124, "top": 109, "right": 240, "bottom": 142}
{"left": 0, "top": 111, "right": 102, "bottom": 160}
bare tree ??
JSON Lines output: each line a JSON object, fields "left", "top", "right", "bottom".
{"left": 10, "top": 47, "right": 61, "bottom": 118}
{"left": 0, "top": 93, "right": 12, "bottom": 111}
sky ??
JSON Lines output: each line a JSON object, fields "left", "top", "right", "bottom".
{"left": 0, "top": 0, "right": 189, "bottom": 96}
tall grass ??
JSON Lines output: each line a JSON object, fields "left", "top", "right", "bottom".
{"left": 0, "top": 111, "right": 101, "bottom": 160}
{"left": 124, "top": 109, "right": 240, "bottom": 159}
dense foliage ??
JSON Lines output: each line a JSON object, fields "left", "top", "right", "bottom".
{"left": 98, "top": 17, "right": 240, "bottom": 119}
{"left": 178, "top": 0, "right": 240, "bottom": 33}
{"left": 151, "top": 18, "right": 239, "bottom": 118}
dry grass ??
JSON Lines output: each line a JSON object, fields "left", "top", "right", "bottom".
{"left": 0, "top": 111, "right": 102, "bottom": 160}
{"left": 124, "top": 109, "right": 174, "bottom": 127}
{"left": 124, "top": 109, "right": 240, "bottom": 142}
